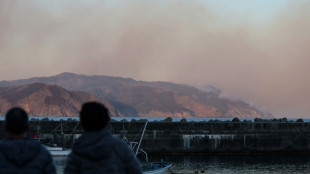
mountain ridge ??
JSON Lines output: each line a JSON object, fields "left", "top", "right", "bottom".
{"left": 0, "top": 83, "right": 118, "bottom": 116}
{"left": 0, "top": 73, "right": 271, "bottom": 118}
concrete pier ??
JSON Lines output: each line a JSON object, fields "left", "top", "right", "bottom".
{"left": 1, "top": 120, "right": 310, "bottom": 154}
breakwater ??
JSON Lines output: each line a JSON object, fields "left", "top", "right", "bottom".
{"left": 1, "top": 119, "right": 310, "bottom": 154}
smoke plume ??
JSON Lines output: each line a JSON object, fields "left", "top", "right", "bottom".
{"left": 0, "top": 0, "right": 310, "bottom": 117}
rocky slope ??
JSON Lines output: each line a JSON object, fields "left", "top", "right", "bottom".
{"left": 0, "top": 83, "right": 118, "bottom": 116}
{"left": 0, "top": 73, "right": 271, "bottom": 118}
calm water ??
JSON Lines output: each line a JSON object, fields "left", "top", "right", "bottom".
{"left": 54, "top": 154, "right": 310, "bottom": 174}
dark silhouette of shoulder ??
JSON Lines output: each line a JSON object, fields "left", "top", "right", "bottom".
{"left": 0, "top": 138, "right": 56, "bottom": 174}
{"left": 65, "top": 102, "right": 142, "bottom": 174}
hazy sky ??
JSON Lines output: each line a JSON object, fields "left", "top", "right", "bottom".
{"left": 1, "top": 0, "right": 310, "bottom": 118}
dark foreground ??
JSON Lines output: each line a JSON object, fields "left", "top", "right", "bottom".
{"left": 0, "top": 120, "right": 309, "bottom": 154}
{"left": 54, "top": 154, "right": 310, "bottom": 174}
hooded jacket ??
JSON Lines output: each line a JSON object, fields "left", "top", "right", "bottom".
{"left": 0, "top": 138, "right": 56, "bottom": 174}
{"left": 64, "top": 130, "right": 142, "bottom": 174}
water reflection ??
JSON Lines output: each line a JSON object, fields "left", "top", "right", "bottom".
{"left": 150, "top": 154, "right": 310, "bottom": 174}
{"left": 54, "top": 157, "right": 66, "bottom": 174}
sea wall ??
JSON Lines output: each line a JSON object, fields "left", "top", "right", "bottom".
{"left": 0, "top": 120, "right": 310, "bottom": 154}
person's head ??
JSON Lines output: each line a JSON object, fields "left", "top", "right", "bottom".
{"left": 5, "top": 107, "right": 29, "bottom": 138}
{"left": 80, "top": 102, "right": 111, "bottom": 131}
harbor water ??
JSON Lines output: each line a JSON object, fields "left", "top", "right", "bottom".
{"left": 54, "top": 154, "right": 310, "bottom": 174}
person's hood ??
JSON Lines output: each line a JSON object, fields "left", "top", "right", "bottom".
{"left": 72, "top": 130, "right": 118, "bottom": 161}
{"left": 0, "top": 138, "right": 41, "bottom": 167}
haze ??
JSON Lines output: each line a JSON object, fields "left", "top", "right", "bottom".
{"left": 1, "top": 0, "right": 309, "bottom": 118}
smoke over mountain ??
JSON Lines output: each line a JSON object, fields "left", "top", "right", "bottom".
{"left": 0, "top": 0, "right": 310, "bottom": 117}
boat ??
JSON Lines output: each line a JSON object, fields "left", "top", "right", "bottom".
{"left": 123, "top": 121, "right": 172, "bottom": 174}
{"left": 45, "top": 146, "right": 71, "bottom": 157}
{"left": 143, "top": 162, "right": 172, "bottom": 174}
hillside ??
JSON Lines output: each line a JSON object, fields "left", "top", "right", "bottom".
{"left": 0, "top": 83, "right": 118, "bottom": 116}
{"left": 0, "top": 73, "right": 271, "bottom": 118}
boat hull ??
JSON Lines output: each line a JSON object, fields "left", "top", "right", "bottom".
{"left": 143, "top": 163, "right": 172, "bottom": 174}
{"left": 50, "top": 150, "right": 71, "bottom": 157}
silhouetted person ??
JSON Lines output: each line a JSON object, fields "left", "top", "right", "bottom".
{"left": 0, "top": 107, "right": 56, "bottom": 174}
{"left": 65, "top": 102, "right": 142, "bottom": 174}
